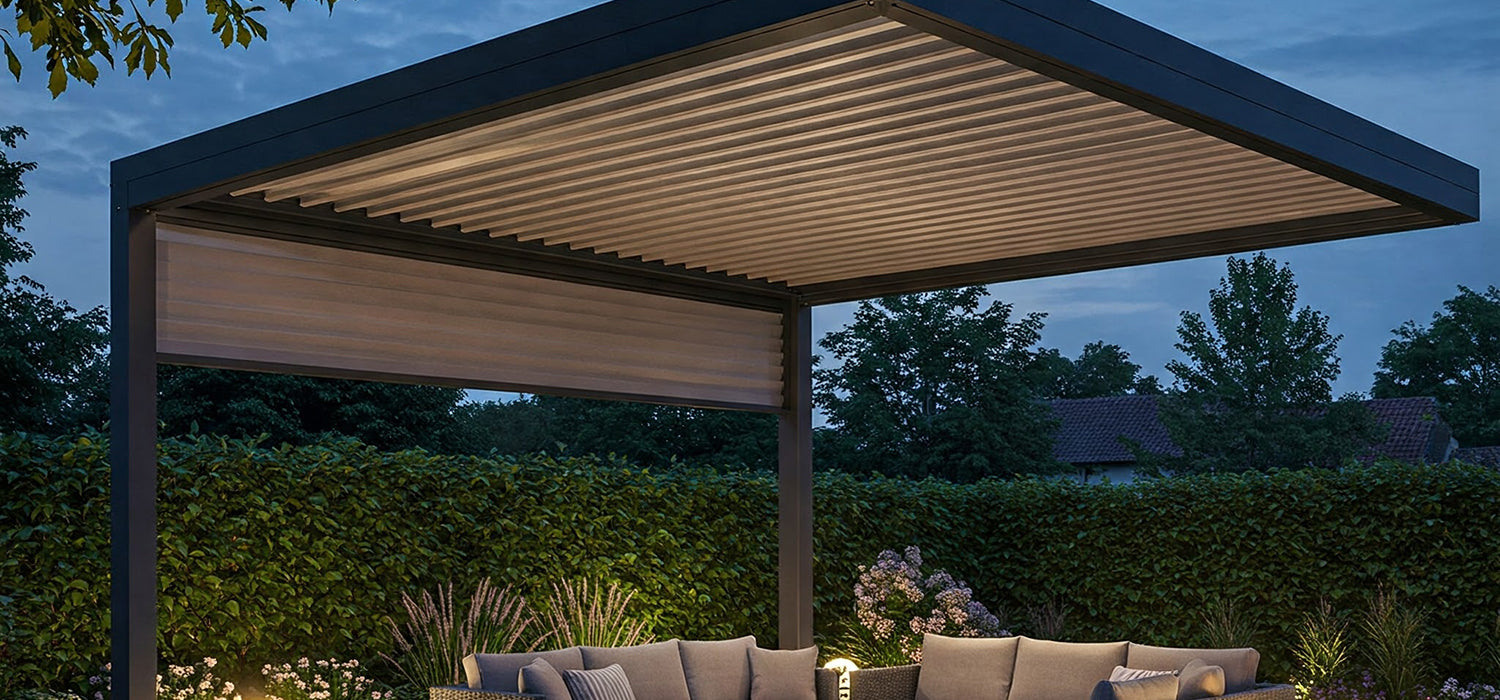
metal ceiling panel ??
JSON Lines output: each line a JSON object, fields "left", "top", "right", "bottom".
{"left": 234, "top": 18, "right": 1421, "bottom": 289}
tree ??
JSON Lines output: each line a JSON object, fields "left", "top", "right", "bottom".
{"left": 813, "top": 286, "right": 1063, "bottom": 482}
{"left": 1030, "top": 341, "right": 1161, "bottom": 399}
{"left": 4, "top": 0, "right": 343, "bottom": 96}
{"left": 1152, "top": 253, "right": 1384, "bottom": 473}
{"left": 441, "top": 395, "right": 778, "bottom": 470}
{"left": 1374, "top": 286, "right": 1500, "bottom": 446}
{"left": 156, "top": 366, "right": 466, "bottom": 451}
{"left": 0, "top": 126, "right": 110, "bottom": 433}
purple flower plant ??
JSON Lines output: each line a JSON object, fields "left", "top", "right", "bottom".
{"left": 1299, "top": 672, "right": 1500, "bottom": 700}
{"left": 854, "top": 546, "right": 1006, "bottom": 663}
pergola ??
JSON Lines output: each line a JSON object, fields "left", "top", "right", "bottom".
{"left": 109, "top": 0, "right": 1478, "bottom": 696}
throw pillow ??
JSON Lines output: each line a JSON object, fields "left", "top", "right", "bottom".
{"left": 1111, "top": 667, "right": 1176, "bottom": 682}
{"left": 749, "top": 646, "right": 817, "bottom": 700}
{"left": 519, "top": 658, "right": 573, "bottom": 700}
{"left": 1125, "top": 644, "right": 1259, "bottom": 693}
{"left": 1090, "top": 674, "right": 1180, "bottom": 700}
{"left": 1176, "top": 659, "right": 1227, "bottom": 700}
{"left": 561, "top": 664, "right": 637, "bottom": 700}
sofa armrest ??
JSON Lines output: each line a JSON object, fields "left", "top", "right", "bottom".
{"left": 849, "top": 665, "right": 920, "bottom": 700}
{"left": 1220, "top": 684, "right": 1296, "bottom": 700}
{"left": 429, "top": 686, "right": 544, "bottom": 700}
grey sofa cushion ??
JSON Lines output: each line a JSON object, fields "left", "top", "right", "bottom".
{"left": 916, "top": 634, "right": 1019, "bottom": 700}
{"left": 1008, "top": 637, "right": 1129, "bottom": 700}
{"left": 1091, "top": 674, "right": 1179, "bottom": 700}
{"left": 749, "top": 646, "right": 817, "bottom": 700}
{"left": 520, "top": 658, "right": 574, "bottom": 700}
{"left": 465, "top": 648, "right": 586, "bottom": 692}
{"left": 1125, "top": 644, "right": 1259, "bottom": 692}
{"left": 582, "top": 640, "right": 692, "bottom": 700}
{"left": 562, "top": 664, "right": 637, "bottom": 700}
{"left": 680, "top": 636, "right": 756, "bottom": 700}
{"left": 1176, "top": 659, "right": 1226, "bottom": 700}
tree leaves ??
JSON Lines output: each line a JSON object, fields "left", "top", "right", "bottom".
{"left": 813, "top": 286, "right": 1064, "bottom": 482}
{"left": 4, "top": 0, "right": 342, "bottom": 96}
{"left": 1374, "top": 285, "right": 1500, "bottom": 447}
{"left": 1151, "top": 253, "right": 1386, "bottom": 473}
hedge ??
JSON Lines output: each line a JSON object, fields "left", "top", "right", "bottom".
{"left": 3, "top": 432, "right": 1499, "bottom": 695}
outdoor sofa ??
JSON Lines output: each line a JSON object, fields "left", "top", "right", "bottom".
{"left": 430, "top": 634, "right": 1294, "bottom": 700}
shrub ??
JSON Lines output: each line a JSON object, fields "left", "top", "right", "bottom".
{"left": 1202, "top": 597, "right": 1259, "bottom": 650}
{"left": 840, "top": 546, "right": 1004, "bottom": 665}
{"left": 1361, "top": 588, "right": 1430, "bottom": 700}
{"left": 381, "top": 579, "right": 533, "bottom": 689}
{"left": 263, "top": 658, "right": 392, "bottom": 700}
{"left": 1293, "top": 599, "right": 1353, "bottom": 693}
{"left": 6, "top": 432, "right": 1500, "bottom": 690}
{"left": 531, "top": 579, "right": 654, "bottom": 649}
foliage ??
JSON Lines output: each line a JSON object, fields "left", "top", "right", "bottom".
{"left": 263, "top": 658, "right": 393, "bottom": 700}
{"left": 1374, "top": 286, "right": 1500, "bottom": 447}
{"left": 1031, "top": 341, "right": 1162, "bottom": 399}
{"left": 8, "top": 434, "right": 1500, "bottom": 692}
{"left": 381, "top": 579, "right": 533, "bottom": 689}
{"left": 814, "top": 286, "right": 1063, "bottom": 482}
{"left": 1489, "top": 613, "right": 1500, "bottom": 685}
{"left": 1294, "top": 599, "right": 1353, "bottom": 693}
{"left": 1025, "top": 600, "right": 1069, "bottom": 641}
{"left": 1360, "top": 588, "right": 1431, "bottom": 700}
{"left": 0, "top": 125, "right": 109, "bottom": 435}
{"left": 840, "top": 546, "right": 1005, "bottom": 665}
{"left": 1201, "top": 597, "right": 1259, "bottom": 649}
{"left": 157, "top": 366, "right": 466, "bottom": 452}
{"left": 532, "top": 579, "right": 654, "bottom": 650}
{"left": 3, "top": 0, "right": 345, "bottom": 96}
{"left": 1152, "top": 254, "right": 1386, "bottom": 473}
{"left": 443, "top": 396, "right": 778, "bottom": 472}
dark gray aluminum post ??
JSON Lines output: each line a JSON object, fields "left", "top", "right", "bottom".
{"left": 110, "top": 194, "right": 158, "bottom": 700}
{"left": 778, "top": 303, "right": 814, "bottom": 649}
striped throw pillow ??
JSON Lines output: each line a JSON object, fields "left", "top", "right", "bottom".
{"left": 1112, "top": 666, "right": 1176, "bottom": 682}
{"left": 561, "top": 664, "right": 637, "bottom": 700}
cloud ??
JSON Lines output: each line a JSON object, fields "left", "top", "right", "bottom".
{"left": 1238, "top": 15, "right": 1500, "bottom": 77}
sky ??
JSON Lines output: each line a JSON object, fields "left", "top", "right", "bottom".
{"left": 0, "top": 0, "right": 1494, "bottom": 400}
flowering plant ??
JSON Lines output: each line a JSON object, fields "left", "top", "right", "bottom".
{"left": 1299, "top": 673, "right": 1500, "bottom": 700}
{"left": 96, "top": 658, "right": 240, "bottom": 700}
{"left": 844, "top": 546, "right": 1006, "bottom": 665}
{"left": 262, "top": 658, "right": 391, "bottom": 700}
{"left": 87, "top": 659, "right": 238, "bottom": 700}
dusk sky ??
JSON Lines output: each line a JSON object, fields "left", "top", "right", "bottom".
{"left": 0, "top": 0, "right": 1494, "bottom": 399}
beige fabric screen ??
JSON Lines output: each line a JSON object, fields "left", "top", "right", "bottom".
{"left": 155, "top": 224, "right": 785, "bottom": 409}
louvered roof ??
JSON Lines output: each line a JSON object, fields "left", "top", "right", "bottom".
{"left": 119, "top": 0, "right": 1479, "bottom": 307}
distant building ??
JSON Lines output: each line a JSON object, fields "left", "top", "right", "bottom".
{"left": 1453, "top": 446, "right": 1500, "bottom": 468}
{"left": 1050, "top": 395, "right": 1461, "bottom": 482}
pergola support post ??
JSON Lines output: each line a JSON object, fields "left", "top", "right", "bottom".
{"left": 110, "top": 196, "right": 158, "bottom": 700}
{"left": 777, "top": 303, "right": 814, "bottom": 649}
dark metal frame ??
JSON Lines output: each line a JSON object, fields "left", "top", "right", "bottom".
{"left": 110, "top": 0, "right": 1480, "bottom": 694}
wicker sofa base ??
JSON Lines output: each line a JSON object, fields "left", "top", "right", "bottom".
{"left": 838, "top": 665, "right": 1294, "bottom": 700}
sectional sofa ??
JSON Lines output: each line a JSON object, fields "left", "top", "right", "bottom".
{"left": 429, "top": 634, "right": 1294, "bottom": 700}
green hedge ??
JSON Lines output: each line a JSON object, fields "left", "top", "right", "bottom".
{"left": 4, "top": 432, "right": 1500, "bottom": 695}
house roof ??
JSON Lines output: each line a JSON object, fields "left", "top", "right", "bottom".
{"left": 1362, "top": 396, "right": 1451, "bottom": 464}
{"left": 1453, "top": 446, "right": 1500, "bottom": 467}
{"left": 1048, "top": 395, "right": 1453, "bottom": 466}
{"left": 1049, "top": 395, "right": 1179, "bottom": 465}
